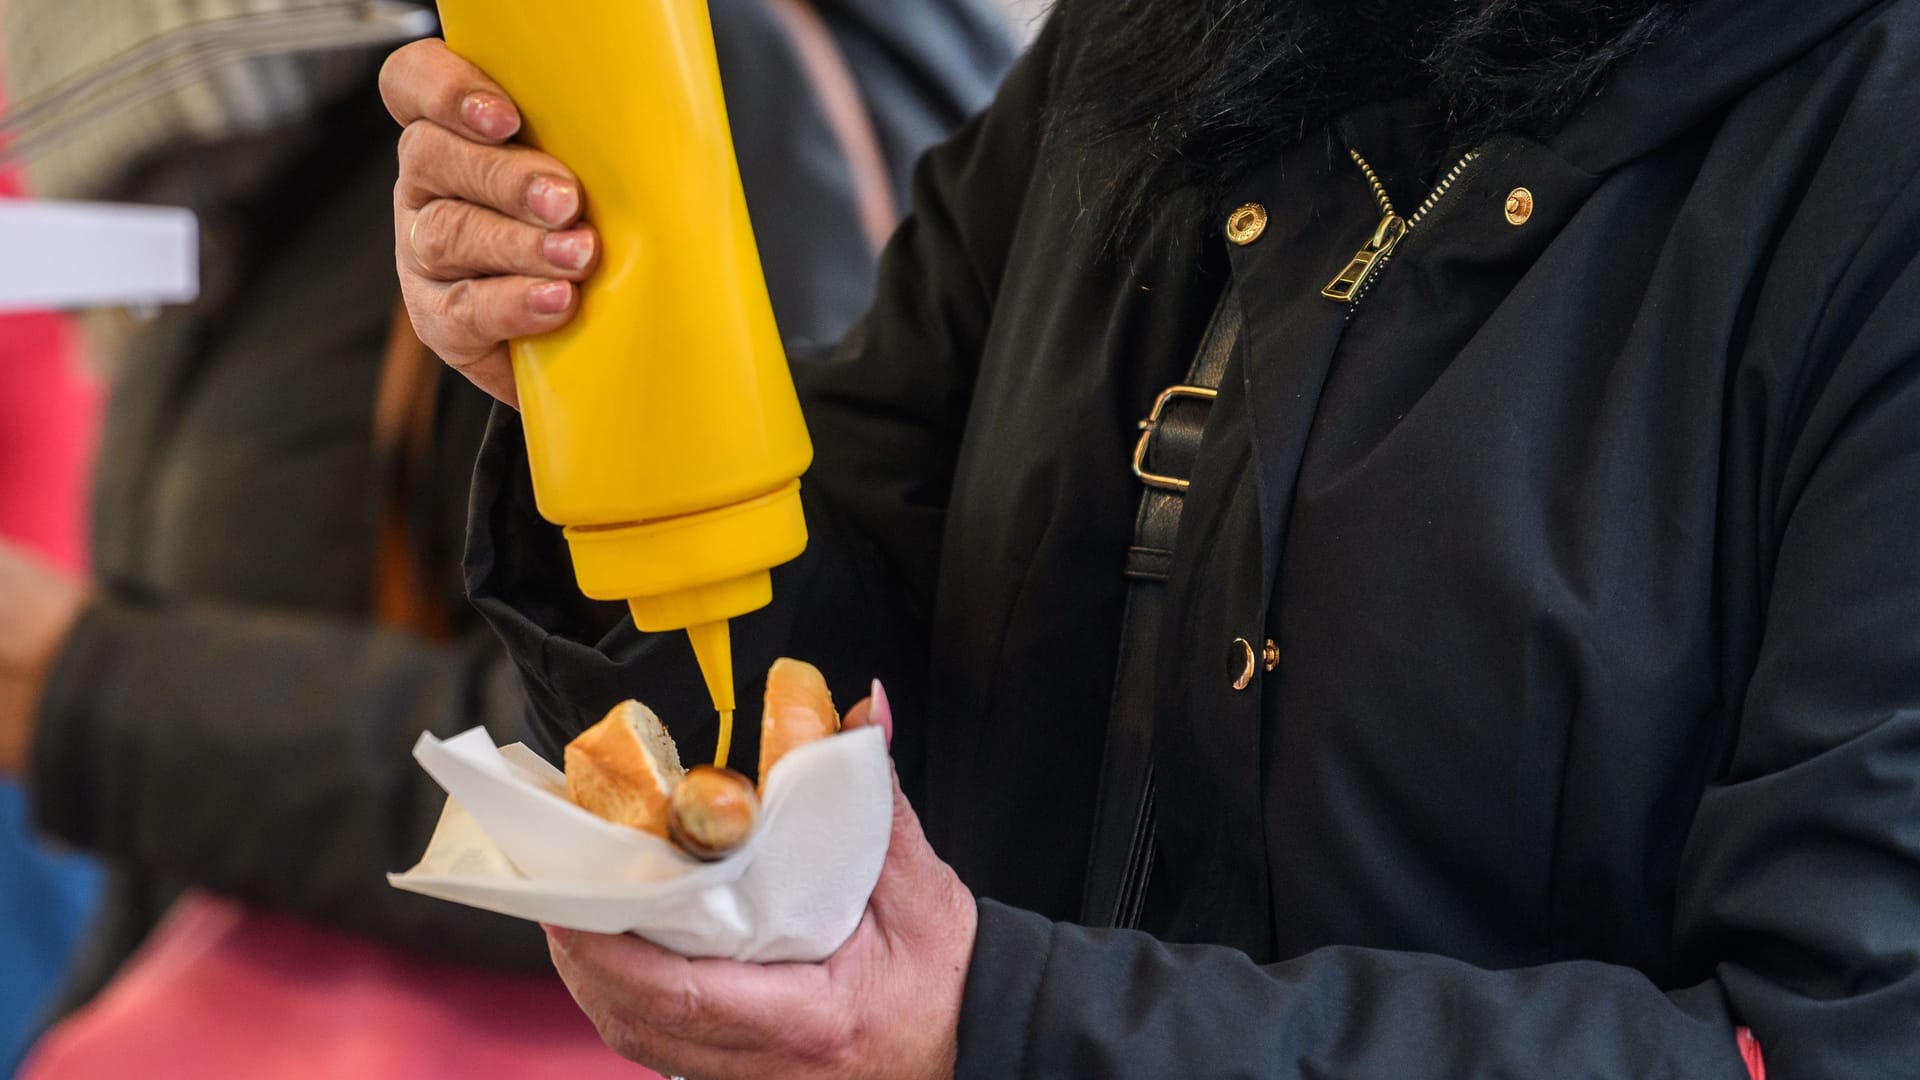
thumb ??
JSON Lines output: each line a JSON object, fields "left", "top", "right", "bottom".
{"left": 847, "top": 682, "right": 964, "bottom": 930}
{"left": 842, "top": 680, "right": 915, "bottom": 884}
{"left": 841, "top": 677, "right": 893, "bottom": 746}
{"left": 868, "top": 763, "right": 949, "bottom": 929}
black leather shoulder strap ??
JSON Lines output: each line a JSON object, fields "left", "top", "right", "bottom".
{"left": 1082, "top": 281, "right": 1242, "bottom": 928}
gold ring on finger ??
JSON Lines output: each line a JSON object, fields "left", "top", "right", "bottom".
{"left": 409, "top": 211, "right": 440, "bottom": 278}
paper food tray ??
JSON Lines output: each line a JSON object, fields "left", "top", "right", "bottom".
{"left": 390, "top": 725, "right": 892, "bottom": 963}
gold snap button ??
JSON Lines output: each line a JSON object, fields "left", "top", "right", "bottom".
{"left": 1262, "top": 639, "right": 1279, "bottom": 672}
{"left": 1504, "top": 187, "right": 1534, "bottom": 226}
{"left": 1231, "top": 638, "right": 1257, "bottom": 691}
{"left": 1225, "top": 203, "right": 1268, "bottom": 246}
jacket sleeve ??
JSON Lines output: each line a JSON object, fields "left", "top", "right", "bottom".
{"left": 955, "top": 257, "right": 1920, "bottom": 1079}
{"left": 960, "top": 901, "right": 1750, "bottom": 1078}
{"left": 28, "top": 604, "right": 552, "bottom": 972}
{"left": 465, "top": 23, "right": 1056, "bottom": 767}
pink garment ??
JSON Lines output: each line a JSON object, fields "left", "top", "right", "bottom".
{"left": 0, "top": 99, "right": 101, "bottom": 570}
{"left": 21, "top": 894, "right": 657, "bottom": 1079}
{"left": 0, "top": 308, "right": 97, "bottom": 569}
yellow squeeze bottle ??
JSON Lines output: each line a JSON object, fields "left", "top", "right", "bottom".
{"left": 438, "top": 0, "right": 812, "bottom": 766}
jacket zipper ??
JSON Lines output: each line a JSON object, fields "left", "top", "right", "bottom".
{"left": 1112, "top": 149, "right": 1477, "bottom": 931}
{"left": 1321, "top": 146, "right": 1480, "bottom": 308}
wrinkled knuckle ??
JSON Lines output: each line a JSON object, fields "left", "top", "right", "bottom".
{"left": 470, "top": 147, "right": 522, "bottom": 213}
{"left": 486, "top": 216, "right": 535, "bottom": 276}
{"left": 411, "top": 201, "right": 452, "bottom": 268}
{"left": 440, "top": 276, "right": 471, "bottom": 311}
{"left": 653, "top": 979, "right": 705, "bottom": 1034}
{"left": 441, "top": 279, "right": 490, "bottom": 342}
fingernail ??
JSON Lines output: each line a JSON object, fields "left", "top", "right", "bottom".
{"left": 542, "top": 229, "right": 595, "bottom": 271}
{"left": 870, "top": 678, "right": 894, "bottom": 748}
{"left": 461, "top": 93, "right": 520, "bottom": 140}
{"left": 528, "top": 280, "right": 572, "bottom": 314}
{"left": 526, "top": 175, "right": 579, "bottom": 227}
{"left": 543, "top": 924, "right": 575, "bottom": 951}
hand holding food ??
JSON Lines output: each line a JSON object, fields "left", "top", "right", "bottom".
{"left": 564, "top": 658, "right": 841, "bottom": 860}
{"left": 544, "top": 685, "right": 977, "bottom": 1080}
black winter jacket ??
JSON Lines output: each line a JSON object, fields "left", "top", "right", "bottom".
{"left": 28, "top": 0, "right": 1013, "bottom": 1014}
{"left": 469, "top": 0, "right": 1920, "bottom": 1076}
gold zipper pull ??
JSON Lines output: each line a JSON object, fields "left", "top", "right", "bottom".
{"left": 1322, "top": 212, "right": 1407, "bottom": 302}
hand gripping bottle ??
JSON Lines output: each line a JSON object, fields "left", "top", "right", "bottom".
{"left": 438, "top": 1, "right": 812, "bottom": 766}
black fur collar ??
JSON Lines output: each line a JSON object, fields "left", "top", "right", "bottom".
{"left": 1046, "top": 0, "right": 1684, "bottom": 250}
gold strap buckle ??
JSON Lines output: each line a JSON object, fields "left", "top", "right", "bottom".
{"left": 1131, "top": 385, "right": 1219, "bottom": 491}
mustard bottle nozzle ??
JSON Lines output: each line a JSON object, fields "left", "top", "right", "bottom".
{"left": 682, "top": 618, "right": 736, "bottom": 715}
{"left": 678, "top": 614, "right": 737, "bottom": 768}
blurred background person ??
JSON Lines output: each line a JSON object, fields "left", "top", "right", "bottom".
{"left": 0, "top": 68, "right": 105, "bottom": 1072}
{"left": 0, "top": 0, "right": 1015, "bottom": 1073}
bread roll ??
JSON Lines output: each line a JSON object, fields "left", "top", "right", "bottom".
{"left": 564, "top": 700, "right": 685, "bottom": 838}
{"left": 562, "top": 659, "right": 837, "bottom": 852}
{"left": 757, "top": 657, "right": 839, "bottom": 793}
{"left": 669, "top": 765, "right": 761, "bottom": 860}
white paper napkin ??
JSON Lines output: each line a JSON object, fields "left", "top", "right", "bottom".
{"left": 388, "top": 725, "right": 892, "bottom": 963}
